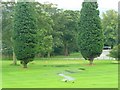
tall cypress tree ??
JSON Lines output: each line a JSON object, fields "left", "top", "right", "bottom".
{"left": 78, "top": 1, "right": 104, "bottom": 65}
{"left": 13, "top": 2, "right": 37, "bottom": 68}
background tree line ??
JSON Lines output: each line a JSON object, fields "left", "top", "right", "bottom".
{"left": 1, "top": 1, "right": 118, "bottom": 60}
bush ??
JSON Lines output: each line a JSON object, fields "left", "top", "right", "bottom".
{"left": 109, "top": 44, "right": 120, "bottom": 60}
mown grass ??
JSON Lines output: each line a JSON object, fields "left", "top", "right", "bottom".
{"left": 51, "top": 52, "right": 83, "bottom": 58}
{"left": 2, "top": 59, "right": 118, "bottom": 88}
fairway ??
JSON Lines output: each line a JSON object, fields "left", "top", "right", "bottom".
{"left": 2, "top": 59, "right": 118, "bottom": 88}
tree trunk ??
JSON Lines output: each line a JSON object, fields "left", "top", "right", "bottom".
{"left": 12, "top": 46, "right": 17, "bottom": 65}
{"left": 47, "top": 52, "right": 50, "bottom": 57}
{"left": 89, "top": 58, "right": 94, "bottom": 65}
{"left": 89, "top": 60, "right": 93, "bottom": 65}
{"left": 8, "top": 54, "right": 11, "bottom": 60}
{"left": 23, "top": 63, "right": 27, "bottom": 68}
{"left": 21, "top": 61, "right": 28, "bottom": 68}
{"left": 118, "top": 60, "right": 120, "bottom": 64}
{"left": 13, "top": 51, "right": 17, "bottom": 65}
{"left": 64, "top": 43, "right": 68, "bottom": 56}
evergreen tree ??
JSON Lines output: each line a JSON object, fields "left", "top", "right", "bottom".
{"left": 13, "top": 2, "right": 37, "bottom": 68}
{"left": 78, "top": 1, "right": 104, "bottom": 65}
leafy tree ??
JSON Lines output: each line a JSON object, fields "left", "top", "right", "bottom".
{"left": 51, "top": 11, "right": 64, "bottom": 55}
{"left": 0, "top": 2, "right": 2, "bottom": 59}
{"left": 2, "top": 2, "right": 14, "bottom": 57}
{"left": 39, "top": 2, "right": 64, "bottom": 56}
{"left": 78, "top": 1, "right": 104, "bottom": 65}
{"left": 35, "top": 2, "right": 54, "bottom": 57}
{"left": 109, "top": 44, "right": 120, "bottom": 62}
{"left": 62, "top": 10, "right": 80, "bottom": 56}
{"left": 101, "top": 10, "right": 118, "bottom": 48}
{"left": 52, "top": 10, "right": 80, "bottom": 56}
{"left": 13, "top": 2, "right": 37, "bottom": 68}
{"left": 41, "top": 2, "right": 58, "bottom": 15}
{"left": 2, "top": 2, "right": 17, "bottom": 64}
{"left": 118, "top": 12, "right": 120, "bottom": 44}
{"left": 36, "top": 2, "right": 79, "bottom": 57}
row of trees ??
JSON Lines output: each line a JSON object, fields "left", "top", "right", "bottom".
{"left": 1, "top": 1, "right": 118, "bottom": 67}
{"left": 2, "top": 2, "right": 118, "bottom": 57}
{"left": 2, "top": 2, "right": 81, "bottom": 67}
{"left": 2, "top": 2, "right": 80, "bottom": 58}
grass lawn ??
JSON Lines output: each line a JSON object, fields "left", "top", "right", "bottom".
{"left": 2, "top": 59, "right": 118, "bottom": 88}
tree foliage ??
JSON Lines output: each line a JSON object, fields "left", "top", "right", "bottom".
{"left": 52, "top": 10, "right": 80, "bottom": 56}
{"left": 3, "top": 1, "right": 115, "bottom": 63}
{"left": 101, "top": 10, "right": 118, "bottom": 48}
{"left": 2, "top": 2, "right": 15, "bottom": 58}
{"left": 78, "top": 1, "right": 104, "bottom": 64}
{"left": 109, "top": 44, "right": 120, "bottom": 61}
{"left": 13, "top": 2, "right": 37, "bottom": 68}
{"left": 35, "top": 2, "right": 54, "bottom": 57}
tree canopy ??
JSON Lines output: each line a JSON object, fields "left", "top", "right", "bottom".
{"left": 101, "top": 10, "right": 118, "bottom": 48}
{"left": 78, "top": 1, "right": 104, "bottom": 65}
{"left": 1, "top": 1, "right": 118, "bottom": 65}
{"left": 13, "top": 2, "right": 37, "bottom": 68}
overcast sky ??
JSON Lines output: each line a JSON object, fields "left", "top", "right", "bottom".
{"left": 36, "top": 0, "right": 119, "bottom": 15}
{"left": 2, "top": 0, "right": 119, "bottom": 14}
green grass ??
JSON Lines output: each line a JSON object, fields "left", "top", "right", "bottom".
{"left": 50, "top": 52, "right": 83, "bottom": 58}
{"left": 2, "top": 59, "right": 118, "bottom": 88}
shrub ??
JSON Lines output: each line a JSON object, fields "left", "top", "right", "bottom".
{"left": 109, "top": 44, "right": 120, "bottom": 60}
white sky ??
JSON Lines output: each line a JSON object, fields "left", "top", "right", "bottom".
{"left": 36, "top": 0, "right": 119, "bottom": 14}
{"left": 2, "top": 0, "right": 119, "bottom": 14}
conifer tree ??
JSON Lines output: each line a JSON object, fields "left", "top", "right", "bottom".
{"left": 78, "top": 1, "right": 104, "bottom": 65}
{"left": 13, "top": 1, "right": 37, "bottom": 68}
